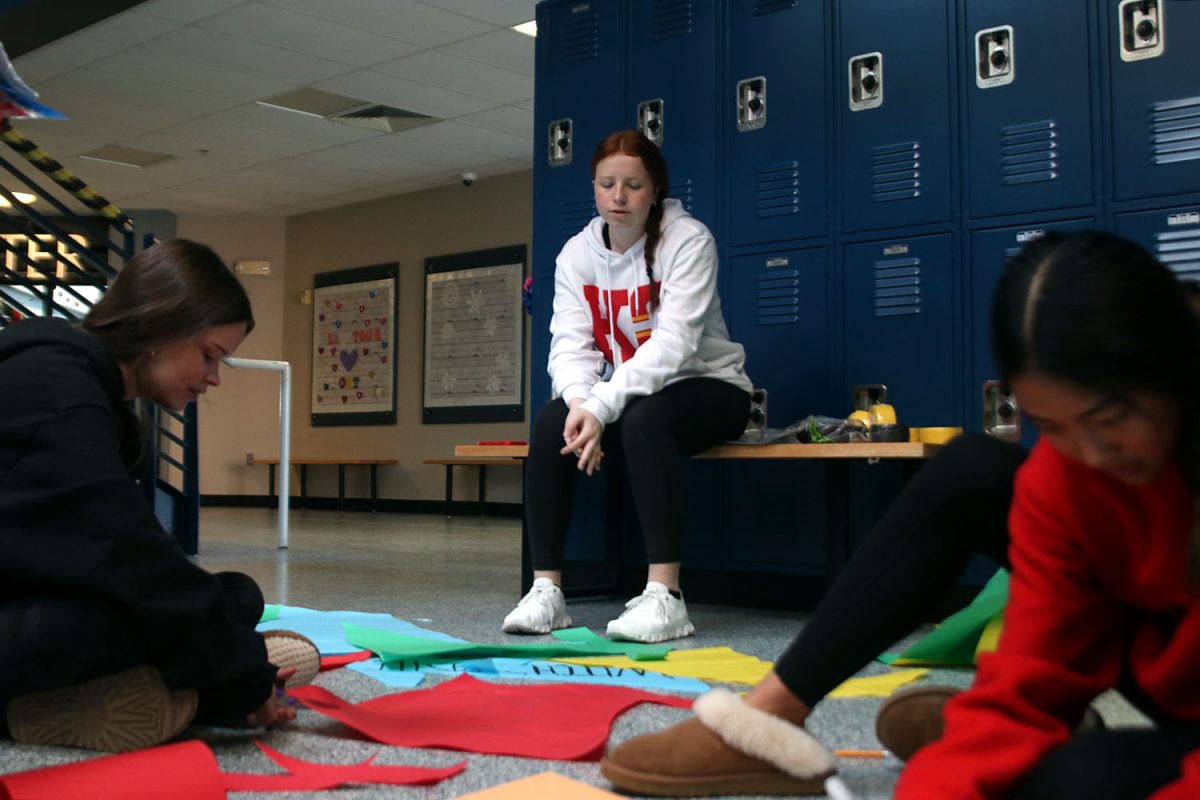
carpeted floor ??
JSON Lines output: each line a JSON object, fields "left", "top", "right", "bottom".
{"left": 0, "top": 508, "right": 1147, "bottom": 799}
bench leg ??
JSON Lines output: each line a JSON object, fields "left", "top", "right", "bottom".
{"left": 370, "top": 465, "right": 378, "bottom": 512}
{"left": 338, "top": 464, "right": 346, "bottom": 513}
{"left": 478, "top": 466, "right": 487, "bottom": 516}
{"left": 444, "top": 465, "right": 453, "bottom": 518}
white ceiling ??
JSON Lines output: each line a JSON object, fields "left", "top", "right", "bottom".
{"left": 8, "top": 0, "right": 539, "bottom": 217}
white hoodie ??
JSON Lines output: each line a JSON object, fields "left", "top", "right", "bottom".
{"left": 549, "top": 198, "right": 752, "bottom": 426}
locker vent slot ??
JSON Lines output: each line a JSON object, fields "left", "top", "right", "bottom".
{"left": 755, "top": 268, "right": 800, "bottom": 326}
{"left": 753, "top": 0, "right": 798, "bottom": 15}
{"left": 673, "top": 178, "right": 695, "bottom": 214}
{"left": 654, "top": 0, "right": 694, "bottom": 39}
{"left": 1150, "top": 97, "right": 1200, "bottom": 165}
{"left": 872, "top": 141, "right": 921, "bottom": 202}
{"left": 558, "top": 198, "right": 597, "bottom": 244}
{"left": 999, "top": 120, "right": 1058, "bottom": 185}
{"left": 1154, "top": 228, "right": 1200, "bottom": 282}
{"left": 754, "top": 161, "right": 800, "bottom": 218}
{"left": 872, "top": 257, "right": 921, "bottom": 317}
{"left": 562, "top": 13, "right": 600, "bottom": 63}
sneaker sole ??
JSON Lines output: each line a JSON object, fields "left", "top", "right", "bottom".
{"left": 7, "top": 665, "right": 198, "bottom": 752}
{"left": 502, "top": 614, "right": 573, "bottom": 635}
{"left": 600, "top": 756, "right": 830, "bottom": 797}
{"left": 606, "top": 621, "right": 695, "bottom": 643}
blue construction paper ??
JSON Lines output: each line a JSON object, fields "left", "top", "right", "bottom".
{"left": 257, "top": 605, "right": 461, "bottom": 654}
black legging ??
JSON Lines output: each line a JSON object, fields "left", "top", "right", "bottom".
{"left": 526, "top": 377, "right": 750, "bottom": 570}
{"left": 0, "top": 571, "right": 267, "bottom": 729}
{"left": 775, "top": 433, "right": 1025, "bottom": 706}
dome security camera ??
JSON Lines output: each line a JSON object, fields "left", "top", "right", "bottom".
{"left": 461, "top": 172, "right": 477, "bottom": 186}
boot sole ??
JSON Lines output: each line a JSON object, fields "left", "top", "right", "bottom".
{"left": 264, "top": 629, "right": 321, "bottom": 687}
{"left": 600, "top": 756, "right": 830, "bottom": 797}
{"left": 6, "top": 665, "right": 197, "bottom": 752}
{"left": 875, "top": 685, "right": 959, "bottom": 761}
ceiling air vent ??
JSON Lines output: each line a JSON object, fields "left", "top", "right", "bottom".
{"left": 257, "top": 88, "right": 439, "bottom": 133}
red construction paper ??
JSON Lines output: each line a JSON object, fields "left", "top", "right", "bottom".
{"left": 0, "top": 740, "right": 224, "bottom": 800}
{"left": 290, "top": 673, "right": 692, "bottom": 761}
{"left": 319, "top": 650, "right": 373, "bottom": 672}
{"left": 223, "top": 741, "right": 465, "bottom": 792}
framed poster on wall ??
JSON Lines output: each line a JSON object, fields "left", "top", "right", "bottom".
{"left": 311, "top": 262, "right": 398, "bottom": 427}
{"left": 423, "top": 245, "right": 526, "bottom": 424}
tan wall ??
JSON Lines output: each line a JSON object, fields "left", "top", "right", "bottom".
{"left": 188, "top": 170, "right": 534, "bottom": 505}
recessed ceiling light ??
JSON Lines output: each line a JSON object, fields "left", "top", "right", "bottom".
{"left": 512, "top": 20, "right": 537, "bottom": 37}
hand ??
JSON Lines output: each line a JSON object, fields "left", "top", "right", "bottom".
{"left": 561, "top": 405, "right": 604, "bottom": 475}
{"left": 245, "top": 666, "right": 299, "bottom": 727}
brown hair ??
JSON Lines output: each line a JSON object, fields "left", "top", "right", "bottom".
{"left": 591, "top": 130, "right": 670, "bottom": 309}
{"left": 83, "top": 238, "right": 254, "bottom": 391}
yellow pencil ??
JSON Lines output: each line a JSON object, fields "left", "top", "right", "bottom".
{"left": 833, "top": 748, "right": 888, "bottom": 759}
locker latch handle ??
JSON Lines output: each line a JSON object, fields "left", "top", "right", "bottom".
{"left": 975, "top": 25, "right": 1015, "bottom": 89}
{"left": 548, "top": 118, "right": 572, "bottom": 167}
{"left": 849, "top": 52, "right": 884, "bottom": 111}
{"left": 983, "top": 380, "right": 1020, "bottom": 441}
{"left": 737, "top": 76, "right": 767, "bottom": 132}
{"left": 1119, "top": 0, "right": 1164, "bottom": 62}
{"left": 638, "top": 99, "right": 665, "bottom": 146}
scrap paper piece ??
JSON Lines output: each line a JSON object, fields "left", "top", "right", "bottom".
{"left": 454, "top": 771, "right": 627, "bottom": 799}
{"left": 257, "top": 605, "right": 460, "bottom": 654}
{"left": 553, "top": 646, "right": 773, "bottom": 685}
{"left": 888, "top": 569, "right": 1009, "bottom": 667}
{"left": 320, "top": 650, "right": 374, "bottom": 672}
{"left": 827, "top": 669, "right": 929, "bottom": 698}
{"left": 0, "top": 740, "right": 224, "bottom": 800}
{"left": 975, "top": 611, "right": 1004, "bottom": 657}
{"left": 290, "top": 673, "right": 692, "bottom": 761}
{"left": 344, "top": 624, "right": 669, "bottom": 665}
{"left": 551, "top": 627, "right": 674, "bottom": 660}
{"left": 350, "top": 655, "right": 709, "bottom": 693}
{"left": 223, "top": 740, "right": 465, "bottom": 792}
{"left": 259, "top": 605, "right": 280, "bottom": 623}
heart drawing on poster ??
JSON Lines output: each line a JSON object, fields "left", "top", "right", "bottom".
{"left": 339, "top": 350, "right": 359, "bottom": 371}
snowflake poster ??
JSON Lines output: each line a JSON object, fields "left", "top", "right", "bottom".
{"left": 423, "top": 245, "right": 526, "bottom": 424}
{"left": 311, "top": 262, "right": 398, "bottom": 427}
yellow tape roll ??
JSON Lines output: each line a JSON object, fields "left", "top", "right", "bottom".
{"left": 868, "top": 403, "right": 897, "bottom": 426}
{"left": 847, "top": 410, "right": 872, "bottom": 426}
{"left": 915, "top": 427, "right": 963, "bottom": 444}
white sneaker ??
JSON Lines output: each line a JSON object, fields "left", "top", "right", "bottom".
{"left": 606, "top": 581, "right": 695, "bottom": 643}
{"left": 502, "top": 577, "right": 573, "bottom": 634}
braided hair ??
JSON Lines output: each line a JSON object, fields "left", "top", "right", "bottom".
{"left": 591, "top": 130, "right": 670, "bottom": 310}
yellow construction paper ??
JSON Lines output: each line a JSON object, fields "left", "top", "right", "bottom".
{"left": 454, "top": 771, "right": 625, "bottom": 799}
{"left": 827, "top": 668, "right": 929, "bottom": 698}
{"left": 552, "top": 646, "right": 773, "bottom": 686}
{"left": 974, "top": 612, "right": 1004, "bottom": 657}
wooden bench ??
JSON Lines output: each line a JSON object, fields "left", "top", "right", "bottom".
{"left": 423, "top": 457, "right": 524, "bottom": 517}
{"left": 454, "top": 440, "right": 945, "bottom": 594}
{"left": 248, "top": 457, "right": 398, "bottom": 512}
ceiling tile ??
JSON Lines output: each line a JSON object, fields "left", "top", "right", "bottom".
{"left": 89, "top": 49, "right": 294, "bottom": 103}
{"left": 264, "top": 0, "right": 494, "bottom": 47}
{"left": 136, "top": 0, "right": 249, "bottom": 24}
{"left": 348, "top": 133, "right": 489, "bottom": 169}
{"left": 77, "top": 10, "right": 184, "bottom": 46}
{"left": 252, "top": 157, "right": 396, "bottom": 189}
{"left": 151, "top": 117, "right": 325, "bottom": 160}
{"left": 199, "top": 3, "right": 421, "bottom": 68}
{"left": 42, "top": 68, "right": 241, "bottom": 117}
{"left": 440, "top": 29, "right": 535, "bottom": 74}
{"left": 26, "top": 88, "right": 189, "bottom": 133}
{"left": 9, "top": 53, "right": 77, "bottom": 85}
{"left": 417, "top": 0, "right": 538, "bottom": 27}
{"left": 401, "top": 120, "right": 531, "bottom": 159}
{"left": 314, "top": 69, "right": 497, "bottom": 118}
{"left": 373, "top": 49, "right": 532, "bottom": 104}
{"left": 298, "top": 146, "right": 444, "bottom": 180}
{"left": 207, "top": 103, "right": 386, "bottom": 146}
{"left": 20, "top": 34, "right": 127, "bottom": 67}
{"left": 455, "top": 104, "right": 534, "bottom": 139}
{"left": 143, "top": 26, "right": 353, "bottom": 85}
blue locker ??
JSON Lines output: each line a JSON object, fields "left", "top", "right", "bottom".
{"left": 628, "top": 0, "right": 721, "bottom": 229}
{"left": 533, "top": 0, "right": 623, "bottom": 281}
{"left": 1108, "top": 0, "right": 1200, "bottom": 202}
{"left": 1115, "top": 204, "right": 1200, "bottom": 283}
{"left": 968, "top": 218, "right": 1095, "bottom": 445}
{"left": 721, "top": 460, "right": 829, "bottom": 570}
{"left": 964, "top": 0, "right": 1096, "bottom": 219}
{"left": 843, "top": 234, "right": 957, "bottom": 426}
{"left": 839, "top": 0, "right": 955, "bottom": 233}
{"left": 728, "top": 247, "right": 831, "bottom": 424}
{"left": 727, "top": 0, "right": 829, "bottom": 246}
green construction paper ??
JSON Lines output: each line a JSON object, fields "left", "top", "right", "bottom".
{"left": 260, "top": 605, "right": 281, "bottom": 623}
{"left": 550, "top": 627, "right": 671, "bottom": 661}
{"left": 344, "top": 624, "right": 670, "bottom": 665}
{"left": 890, "top": 569, "right": 1009, "bottom": 667}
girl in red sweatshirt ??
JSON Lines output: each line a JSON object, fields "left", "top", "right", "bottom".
{"left": 895, "top": 231, "right": 1200, "bottom": 799}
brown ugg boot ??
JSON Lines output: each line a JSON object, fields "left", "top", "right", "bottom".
{"left": 6, "top": 664, "right": 197, "bottom": 752}
{"left": 600, "top": 688, "right": 836, "bottom": 797}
